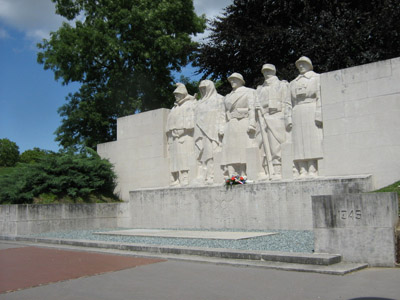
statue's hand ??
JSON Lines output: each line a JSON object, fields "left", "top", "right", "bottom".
{"left": 247, "top": 125, "right": 256, "bottom": 134}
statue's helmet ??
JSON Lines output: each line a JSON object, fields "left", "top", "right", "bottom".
{"left": 173, "top": 83, "right": 188, "bottom": 96}
{"left": 295, "top": 56, "right": 313, "bottom": 70}
{"left": 227, "top": 72, "right": 245, "bottom": 85}
{"left": 261, "top": 64, "right": 276, "bottom": 74}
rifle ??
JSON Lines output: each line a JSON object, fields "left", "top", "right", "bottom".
{"left": 256, "top": 108, "right": 275, "bottom": 178}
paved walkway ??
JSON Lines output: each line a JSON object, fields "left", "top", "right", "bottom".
{"left": 1, "top": 241, "right": 399, "bottom": 300}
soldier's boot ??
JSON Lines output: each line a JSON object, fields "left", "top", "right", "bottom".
{"left": 180, "top": 170, "right": 189, "bottom": 186}
{"left": 308, "top": 160, "right": 318, "bottom": 178}
{"left": 270, "top": 165, "right": 282, "bottom": 181}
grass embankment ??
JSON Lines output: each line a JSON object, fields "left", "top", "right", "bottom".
{"left": 373, "top": 180, "right": 400, "bottom": 215}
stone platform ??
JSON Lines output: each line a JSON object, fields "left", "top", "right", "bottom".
{"left": 124, "top": 175, "right": 373, "bottom": 231}
{"left": 94, "top": 229, "right": 276, "bottom": 240}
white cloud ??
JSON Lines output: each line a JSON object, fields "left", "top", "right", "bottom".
{"left": 193, "top": 0, "right": 232, "bottom": 20}
{"left": 0, "top": 0, "right": 65, "bottom": 41}
{"left": 192, "top": 0, "right": 232, "bottom": 42}
{"left": 0, "top": 0, "right": 232, "bottom": 43}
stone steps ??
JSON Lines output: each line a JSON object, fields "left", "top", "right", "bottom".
{"left": 0, "top": 235, "right": 368, "bottom": 275}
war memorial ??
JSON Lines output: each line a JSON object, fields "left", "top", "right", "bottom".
{"left": 1, "top": 56, "right": 399, "bottom": 274}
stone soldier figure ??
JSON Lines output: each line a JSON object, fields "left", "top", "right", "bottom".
{"left": 194, "top": 80, "right": 225, "bottom": 184}
{"left": 166, "top": 83, "right": 196, "bottom": 186}
{"left": 221, "top": 73, "right": 256, "bottom": 178}
{"left": 255, "top": 64, "right": 289, "bottom": 180}
{"left": 287, "top": 56, "right": 323, "bottom": 178}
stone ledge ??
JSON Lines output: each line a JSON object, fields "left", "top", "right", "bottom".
{"left": 0, "top": 235, "right": 339, "bottom": 265}
{"left": 0, "top": 236, "right": 368, "bottom": 275}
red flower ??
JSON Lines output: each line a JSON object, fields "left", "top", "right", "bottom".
{"left": 240, "top": 176, "right": 244, "bottom": 181}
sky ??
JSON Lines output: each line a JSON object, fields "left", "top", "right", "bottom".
{"left": 0, "top": 0, "right": 232, "bottom": 153}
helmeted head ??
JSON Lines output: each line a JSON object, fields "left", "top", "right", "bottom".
{"left": 295, "top": 56, "right": 313, "bottom": 74}
{"left": 173, "top": 83, "right": 188, "bottom": 101}
{"left": 261, "top": 64, "right": 276, "bottom": 77}
{"left": 228, "top": 72, "right": 245, "bottom": 89}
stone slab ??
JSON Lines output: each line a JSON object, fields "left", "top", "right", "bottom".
{"left": 94, "top": 229, "right": 276, "bottom": 240}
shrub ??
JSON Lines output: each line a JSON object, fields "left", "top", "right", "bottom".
{"left": 0, "top": 148, "right": 118, "bottom": 204}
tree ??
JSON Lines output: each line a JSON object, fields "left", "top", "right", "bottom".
{"left": 0, "top": 148, "right": 117, "bottom": 204}
{"left": 20, "top": 148, "right": 52, "bottom": 164}
{"left": 195, "top": 0, "right": 400, "bottom": 93}
{"left": 38, "top": 0, "right": 206, "bottom": 149}
{"left": 0, "top": 138, "right": 19, "bottom": 167}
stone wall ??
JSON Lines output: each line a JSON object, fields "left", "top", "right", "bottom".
{"left": 97, "top": 109, "right": 170, "bottom": 200}
{"left": 312, "top": 192, "right": 399, "bottom": 267}
{"left": 0, "top": 203, "right": 130, "bottom": 236}
{"left": 320, "top": 57, "right": 400, "bottom": 188}
{"left": 127, "top": 175, "right": 373, "bottom": 231}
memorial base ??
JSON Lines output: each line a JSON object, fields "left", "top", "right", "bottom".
{"left": 125, "top": 175, "right": 373, "bottom": 231}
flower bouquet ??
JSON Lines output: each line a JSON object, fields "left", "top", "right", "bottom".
{"left": 225, "top": 175, "right": 247, "bottom": 186}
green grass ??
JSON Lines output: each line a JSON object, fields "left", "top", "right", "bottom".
{"left": 373, "top": 180, "right": 400, "bottom": 215}
{"left": 374, "top": 180, "right": 400, "bottom": 197}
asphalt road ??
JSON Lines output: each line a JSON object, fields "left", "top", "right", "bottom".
{"left": 1, "top": 241, "right": 399, "bottom": 300}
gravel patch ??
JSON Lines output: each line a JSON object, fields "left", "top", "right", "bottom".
{"left": 29, "top": 228, "right": 314, "bottom": 253}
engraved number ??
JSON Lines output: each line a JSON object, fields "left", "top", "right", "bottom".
{"left": 338, "top": 210, "right": 362, "bottom": 220}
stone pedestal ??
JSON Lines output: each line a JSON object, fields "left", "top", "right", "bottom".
{"left": 312, "top": 192, "right": 399, "bottom": 267}
{"left": 127, "top": 175, "right": 373, "bottom": 231}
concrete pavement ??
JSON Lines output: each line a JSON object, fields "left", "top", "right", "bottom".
{"left": 0, "top": 241, "right": 399, "bottom": 300}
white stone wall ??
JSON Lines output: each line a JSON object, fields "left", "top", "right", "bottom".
{"left": 97, "top": 109, "right": 170, "bottom": 200}
{"left": 0, "top": 203, "right": 130, "bottom": 236}
{"left": 320, "top": 57, "right": 400, "bottom": 188}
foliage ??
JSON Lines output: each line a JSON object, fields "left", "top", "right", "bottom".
{"left": 195, "top": 0, "right": 400, "bottom": 93}
{"left": 20, "top": 148, "right": 53, "bottom": 164}
{"left": 374, "top": 181, "right": 400, "bottom": 195}
{"left": 0, "top": 148, "right": 118, "bottom": 204}
{"left": 0, "top": 138, "right": 20, "bottom": 167}
{"left": 38, "top": 0, "right": 206, "bottom": 149}
{"left": 374, "top": 180, "right": 400, "bottom": 214}
{"left": 0, "top": 167, "right": 15, "bottom": 176}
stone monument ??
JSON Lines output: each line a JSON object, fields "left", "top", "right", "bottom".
{"left": 98, "top": 56, "right": 400, "bottom": 267}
